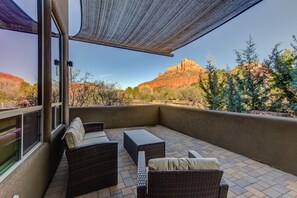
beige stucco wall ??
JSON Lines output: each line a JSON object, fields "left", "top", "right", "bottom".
{"left": 0, "top": 143, "right": 50, "bottom": 198}
{"left": 159, "top": 105, "right": 297, "bottom": 175}
{"left": 69, "top": 105, "right": 297, "bottom": 175}
{"left": 70, "top": 105, "right": 160, "bottom": 129}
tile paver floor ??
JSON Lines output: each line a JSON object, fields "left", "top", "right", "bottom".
{"left": 44, "top": 125, "right": 297, "bottom": 198}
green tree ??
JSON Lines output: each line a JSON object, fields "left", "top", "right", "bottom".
{"left": 139, "top": 86, "right": 153, "bottom": 102}
{"left": 177, "top": 85, "right": 204, "bottom": 107}
{"left": 152, "top": 87, "right": 176, "bottom": 101}
{"left": 224, "top": 67, "right": 244, "bottom": 112}
{"left": 26, "top": 83, "right": 38, "bottom": 106}
{"left": 265, "top": 43, "right": 297, "bottom": 115}
{"left": 235, "top": 36, "right": 270, "bottom": 111}
{"left": 69, "top": 70, "right": 96, "bottom": 107}
{"left": 92, "top": 81, "right": 128, "bottom": 106}
{"left": 125, "top": 86, "right": 134, "bottom": 99}
{"left": 199, "top": 55, "right": 225, "bottom": 110}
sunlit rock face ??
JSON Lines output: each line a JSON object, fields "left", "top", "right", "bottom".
{"left": 138, "top": 58, "right": 206, "bottom": 89}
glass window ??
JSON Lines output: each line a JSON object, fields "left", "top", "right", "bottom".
{"left": 0, "top": 0, "right": 39, "bottom": 110}
{"left": 0, "top": 30, "right": 39, "bottom": 110}
{"left": 51, "top": 17, "right": 63, "bottom": 131}
{"left": 52, "top": 19, "right": 61, "bottom": 104}
{"left": 23, "top": 111, "right": 41, "bottom": 154}
{"left": 0, "top": 0, "right": 41, "bottom": 177}
{"left": 0, "top": 116, "right": 21, "bottom": 175}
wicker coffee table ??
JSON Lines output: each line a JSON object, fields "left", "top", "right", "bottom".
{"left": 124, "top": 129, "right": 165, "bottom": 164}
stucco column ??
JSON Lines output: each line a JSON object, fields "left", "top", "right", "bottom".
{"left": 43, "top": 0, "right": 52, "bottom": 142}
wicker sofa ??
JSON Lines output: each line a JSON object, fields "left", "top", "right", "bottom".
{"left": 62, "top": 117, "right": 118, "bottom": 198}
{"left": 137, "top": 150, "right": 229, "bottom": 198}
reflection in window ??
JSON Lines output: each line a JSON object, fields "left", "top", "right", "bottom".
{"left": 23, "top": 111, "right": 41, "bottom": 154}
{"left": 51, "top": 25, "right": 61, "bottom": 104}
{"left": 0, "top": 30, "right": 38, "bottom": 110}
{"left": 0, "top": 0, "right": 41, "bottom": 177}
{"left": 0, "top": 0, "right": 38, "bottom": 110}
{"left": 51, "top": 18, "right": 63, "bottom": 130}
{"left": 0, "top": 116, "right": 21, "bottom": 175}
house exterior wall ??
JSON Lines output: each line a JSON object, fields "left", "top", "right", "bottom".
{"left": 0, "top": 143, "right": 50, "bottom": 198}
{"left": 0, "top": 0, "right": 68, "bottom": 197}
{"left": 159, "top": 105, "right": 297, "bottom": 176}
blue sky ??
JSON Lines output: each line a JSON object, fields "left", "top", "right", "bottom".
{"left": 0, "top": 0, "right": 296, "bottom": 88}
{"left": 0, "top": 0, "right": 38, "bottom": 84}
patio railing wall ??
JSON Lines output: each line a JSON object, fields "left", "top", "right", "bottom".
{"left": 159, "top": 105, "right": 297, "bottom": 176}
{"left": 70, "top": 105, "right": 297, "bottom": 176}
{"left": 70, "top": 105, "right": 160, "bottom": 128}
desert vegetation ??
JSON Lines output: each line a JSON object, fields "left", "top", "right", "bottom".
{"left": 2, "top": 36, "right": 297, "bottom": 117}
{"left": 68, "top": 36, "right": 297, "bottom": 117}
{"left": 69, "top": 70, "right": 129, "bottom": 107}
{"left": 0, "top": 74, "right": 38, "bottom": 109}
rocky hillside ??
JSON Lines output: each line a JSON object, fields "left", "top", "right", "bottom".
{"left": 138, "top": 58, "right": 206, "bottom": 89}
{"left": 0, "top": 72, "right": 25, "bottom": 85}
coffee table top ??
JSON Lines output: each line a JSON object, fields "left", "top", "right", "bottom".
{"left": 124, "top": 129, "right": 164, "bottom": 145}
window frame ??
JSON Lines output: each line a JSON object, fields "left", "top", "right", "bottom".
{"left": 0, "top": 106, "right": 43, "bottom": 181}
{"left": 51, "top": 14, "right": 63, "bottom": 133}
{"left": 0, "top": 0, "right": 42, "bottom": 181}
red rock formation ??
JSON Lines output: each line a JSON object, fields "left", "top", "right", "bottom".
{"left": 138, "top": 58, "right": 206, "bottom": 89}
{"left": 0, "top": 72, "right": 25, "bottom": 84}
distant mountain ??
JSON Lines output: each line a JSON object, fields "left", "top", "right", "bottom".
{"left": 0, "top": 72, "right": 25, "bottom": 85}
{"left": 138, "top": 58, "right": 206, "bottom": 89}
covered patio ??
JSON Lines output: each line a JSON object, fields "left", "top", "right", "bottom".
{"left": 1, "top": 0, "right": 297, "bottom": 197}
{"left": 45, "top": 125, "right": 297, "bottom": 198}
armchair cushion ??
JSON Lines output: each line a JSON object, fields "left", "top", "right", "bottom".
{"left": 64, "top": 127, "right": 82, "bottom": 149}
{"left": 82, "top": 137, "right": 110, "bottom": 145}
{"left": 63, "top": 118, "right": 108, "bottom": 150}
{"left": 83, "top": 131, "right": 107, "bottom": 140}
{"left": 148, "top": 157, "right": 220, "bottom": 171}
{"left": 70, "top": 117, "right": 85, "bottom": 142}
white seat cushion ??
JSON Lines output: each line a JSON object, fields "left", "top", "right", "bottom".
{"left": 64, "top": 127, "right": 81, "bottom": 149}
{"left": 82, "top": 137, "right": 110, "bottom": 145}
{"left": 70, "top": 118, "right": 85, "bottom": 142}
{"left": 74, "top": 117, "right": 85, "bottom": 135}
{"left": 148, "top": 157, "right": 220, "bottom": 171}
{"left": 83, "top": 131, "right": 107, "bottom": 140}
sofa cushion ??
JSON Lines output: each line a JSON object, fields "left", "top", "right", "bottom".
{"left": 148, "top": 157, "right": 220, "bottom": 171}
{"left": 74, "top": 117, "right": 85, "bottom": 134}
{"left": 82, "top": 137, "right": 110, "bottom": 145}
{"left": 83, "top": 131, "right": 107, "bottom": 140}
{"left": 70, "top": 118, "right": 85, "bottom": 142}
{"left": 64, "top": 127, "right": 82, "bottom": 149}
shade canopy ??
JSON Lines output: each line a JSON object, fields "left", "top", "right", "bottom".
{"left": 72, "top": 0, "right": 262, "bottom": 56}
{"left": 0, "top": 0, "right": 38, "bottom": 34}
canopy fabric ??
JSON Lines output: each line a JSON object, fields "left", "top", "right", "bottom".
{"left": 0, "top": 0, "right": 38, "bottom": 34}
{"left": 72, "top": 0, "right": 262, "bottom": 56}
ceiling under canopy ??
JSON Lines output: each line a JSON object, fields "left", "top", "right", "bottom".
{"left": 71, "top": 0, "right": 262, "bottom": 56}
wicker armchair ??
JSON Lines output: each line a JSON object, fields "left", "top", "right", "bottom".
{"left": 62, "top": 122, "right": 118, "bottom": 198}
{"left": 137, "top": 151, "right": 229, "bottom": 198}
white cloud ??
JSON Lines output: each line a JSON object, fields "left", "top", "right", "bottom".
{"left": 98, "top": 74, "right": 113, "bottom": 78}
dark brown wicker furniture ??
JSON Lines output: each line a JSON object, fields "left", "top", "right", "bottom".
{"left": 124, "top": 129, "right": 165, "bottom": 164}
{"left": 62, "top": 121, "right": 118, "bottom": 198}
{"left": 137, "top": 151, "right": 229, "bottom": 198}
